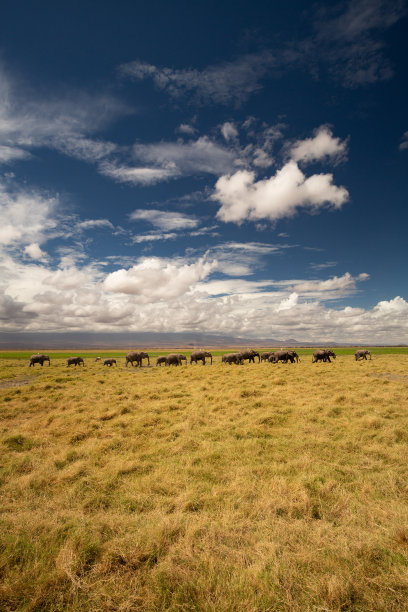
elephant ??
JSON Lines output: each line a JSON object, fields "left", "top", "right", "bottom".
{"left": 260, "top": 351, "right": 273, "bottom": 362}
{"left": 222, "top": 353, "right": 243, "bottom": 365}
{"left": 125, "top": 351, "right": 150, "bottom": 367}
{"left": 355, "top": 349, "right": 371, "bottom": 361}
{"left": 29, "top": 354, "right": 50, "bottom": 367}
{"left": 238, "top": 349, "right": 260, "bottom": 363}
{"left": 156, "top": 356, "right": 167, "bottom": 366}
{"left": 190, "top": 350, "right": 213, "bottom": 365}
{"left": 103, "top": 359, "right": 117, "bottom": 366}
{"left": 268, "top": 351, "right": 295, "bottom": 364}
{"left": 67, "top": 357, "right": 84, "bottom": 367}
{"left": 287, "top": 350, "right": 300, "bottom": 363}
{"left": 165, "top": 353, "right": 185, "bottom": 366}
{"left": 177, "top": 354, "right": 187, "bottom": 365}
{"left": 312, "top": 349, "right": 336, "bottom": 363}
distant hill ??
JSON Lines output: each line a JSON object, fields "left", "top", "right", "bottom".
{"left": 0, "top": 331, "right": 358, "bottom": 349}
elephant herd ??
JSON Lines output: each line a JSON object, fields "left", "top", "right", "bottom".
{"left": 28, "top": 348, "right": 372, "bottom": 368}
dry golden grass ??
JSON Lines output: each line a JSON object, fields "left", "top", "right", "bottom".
{"left": 1, "top": 354, "right": 408, "bottom": 611}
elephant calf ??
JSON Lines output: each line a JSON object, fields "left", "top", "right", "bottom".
{"left": 355, "top": 349, "right": 371, "bottom": 360}
{"left": 222, "top": 353, "right": 242, "bottom": 365}
{"left": 103, "top": 359, "right": 117, "bottom": 366}
{"left": 67, "top": 357, "right": 84, "bottom": 367}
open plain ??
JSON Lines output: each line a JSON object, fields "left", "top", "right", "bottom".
{"left": 1, "top": 350, "right": 408, "bottom": 611}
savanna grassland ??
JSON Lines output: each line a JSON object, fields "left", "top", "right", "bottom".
{"left": 1, "top": 351, "right": 408, "bottom": 611}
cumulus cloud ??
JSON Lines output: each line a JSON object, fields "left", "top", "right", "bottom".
{"left": 0, "top": 182, "right": 58, "bottom": 247}
{"left": 290, "top": 126, "right": 348, "bottom": 164}
{"left": 0, "top": 244, "right": 406, "bottom": 343}
{"left": 130, "top": 209, "right": 199, "bottom": 231}
{"left": 24, "top": 243, "right": 47, "bottom": 260}
{"left": 104, "top": 256, "right": 217, "bottom": 301}
{"left": 118, "top": 51, "right": 277, "bottom": 106}
{"left": 213, "top": 161, "right": 349, "bottom": 224}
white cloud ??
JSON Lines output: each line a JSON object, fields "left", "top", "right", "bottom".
{"left": 77, "top": 219, "right": 114, "bottom": 231}
{"left": 399, "top": 131, "right": 408, "bottom": 151}
{"left": 0, "top": 182, "right": 58, "bottom": 247}
{"left": 221, "top": 122, "right": 238, "bottom": 141}
{"left": 213, "top": 161, "right": 349, "bottom": 224}
{"left": 130, "top": 209, "right": 199, "bottom": 231}
{"left": 24, "top": 243, "right": 47, "bottom": 260}
{"left": 99, "top": 162, "right": 178, "bottom": 185}
{"left": 0, "top": 244, "right": 406, "bottom": 343}
{"left": 56, "top": 137, "right": 118, "bottom": 162}
{"left": 118, "top": 51, "right": 276, "bottom": 106}
{"left": 0, "top": 145, "right": 30, "bottom": 164}
{"left": 290, "top": 126, "right": 348, "bottom": 164}
{"left": 104, "top": 256, "right": 217, "bottom": 301}
{"left": 133, "top": 137, "right": 237, "bottom": 176}
{"left": 42, "top": 268, "right": 90, "bottom": 290}
{"left": 0, "top": 65, "right": 127, "bottom": 164}
{"left": 177, "top": 123, "right": 197, "bottom": 135}
{"left": 132, "top": 232, "right": 178, "bottom": 243}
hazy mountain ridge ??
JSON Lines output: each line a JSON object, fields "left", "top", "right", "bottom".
{"left": 0, "top": 331, "right": 374, "bottom": 349}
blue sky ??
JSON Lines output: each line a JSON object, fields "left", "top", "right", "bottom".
{"left": 0, "top": 0, "right": 407, "bottom": 343}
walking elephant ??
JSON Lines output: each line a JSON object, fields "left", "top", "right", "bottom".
{"left": 269, "top": 351, "right": 295, "bottom": 364}
{"left": 165, "top": 353, "right": 184, "bottom": 366}
{"left": 287, "top": 350, "right": 300, "bottom": 363}
{"left": 312, "top": 349, "right": 336, "bottom": 363}
{"left": 355, "top": 349, "right": 371, "bottom": 360}
{"left": 190, "top": 350, "right": 212, "bottom": 365}
{"left": 67, "top": 357, "right": 84, "bottom": 367}
{"left": 238, "top": 349, "right": 260, "bottom": 363}
{"left": 29, "top": 354, "right": 50, "bottom": 367}
{"left": 260, "top": 352, "right": 273, "bottom": 362}
{"left": 156, "top": 356, "right": 167, "bottom": 366}
{"left": 125, "top": 351, "right": 150, "bottom": 367}
{"left": 222, "top": 353, "right": 243, "bottom": 365}
{"left": 103, "top": 359, "right": 117, "bottom": 366}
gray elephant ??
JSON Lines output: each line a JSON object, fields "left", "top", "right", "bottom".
{"left": 177, "top": 354, "right": 187, "bottom": 365}
{"left": 29, "top": 354, "right": 50, "bottom": 367}
{"left": 103, "top": 358, "right": 117, "bottom": 366}
{"left": 165, "top": 353, "right": 184, "bottom": 366}
{"left": 260, "top": 351, "right": 273, "bottom": 362}
{"left": 312, "top": 349, "right": 336, "bottom": 363}
{"left": 238, "top": 349, "right": 260, "bottom": 363}
{"left": 287, "top": 350, "right": 300, "bottom": 363}
{"left": 190, "top": 350, "right": 213, "bottom": 365}
{"left": 269, "top": 351, "right": 295, "bottom": 364}
{"left": 222, "top": 353, "right": 243, "bottom": 365}
{"left": 67, "top": 357, "right": 84, "bottom": 367}
{"left": 125, "top": 351, "right": 150, "bottom": 367}
{"left": 355, "top": 349, "right": 371, "bottom": 360}
{"left": 156, "top": 356, "right": 167, "bottom": 366}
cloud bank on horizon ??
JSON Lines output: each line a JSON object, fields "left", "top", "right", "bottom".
{"left": 0, "top": 0, "right": 407, "bottom": 343}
